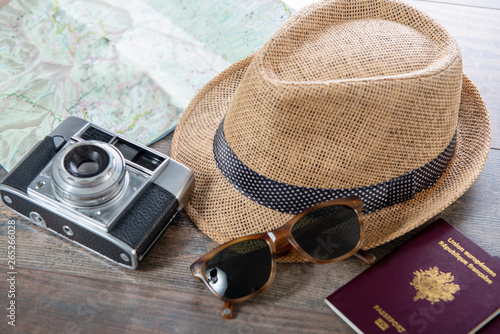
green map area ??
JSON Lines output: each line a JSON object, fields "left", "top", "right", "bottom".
{"left": 0, "top": 0, "right": 292, "bottom": 171}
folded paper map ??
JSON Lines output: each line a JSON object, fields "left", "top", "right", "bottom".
{"left": 0, "top": 0, "right": 293, "bottom": 171}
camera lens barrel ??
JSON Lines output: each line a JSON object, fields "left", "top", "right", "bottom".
{"left": 52, "top": 141, "right": 127, "bottom": 207}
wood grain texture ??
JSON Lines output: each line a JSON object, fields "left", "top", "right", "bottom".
{"left": 0, "top": 1, "right": 499, "bottom": 333}
{"left": 0, "top": 265, "right": 351, "bottom": 334}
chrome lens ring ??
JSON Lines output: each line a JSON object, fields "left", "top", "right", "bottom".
{"left": 52, "top": 141, "right": 127, "bottom": 207}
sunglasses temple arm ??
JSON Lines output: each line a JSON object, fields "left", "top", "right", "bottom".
{"left": 354, "top": 249, "right": 376, "bottom": 265}
{"left": 221, "top": 301, "right": 234, "bottom": 319}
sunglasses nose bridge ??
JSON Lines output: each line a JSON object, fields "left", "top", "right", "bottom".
{"left": 268, "top": 231, "right": 294, "bottom": 258}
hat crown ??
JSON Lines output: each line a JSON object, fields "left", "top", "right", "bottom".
{"left": 223, "top": 0, "right": 462, "bottom": 189}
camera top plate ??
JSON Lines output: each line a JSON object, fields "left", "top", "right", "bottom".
{"left": 26, "top": 120, "right": 174, "bottom": 233}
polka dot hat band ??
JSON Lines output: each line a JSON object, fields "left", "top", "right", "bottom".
{"left": 171, "top": 0, "right": 491, "bottom": 262}
{"left": 214, "top": 118, "right": 457, "bottom": 215}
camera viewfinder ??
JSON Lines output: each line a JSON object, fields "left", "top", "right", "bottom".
{"left": 114, "top": 139, "right": 165, "bottom": 171}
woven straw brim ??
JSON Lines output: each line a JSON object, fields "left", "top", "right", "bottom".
{"left": 171, "top": 58, "right": 491, "bottom": 263}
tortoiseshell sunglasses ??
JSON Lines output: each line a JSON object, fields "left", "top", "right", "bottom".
{"left": 191, "top": 196, "right": 376, "bottom": 319}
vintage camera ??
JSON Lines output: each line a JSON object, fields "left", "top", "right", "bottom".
{"left": 0, "top": 117, "right": 194, "bottom": 269}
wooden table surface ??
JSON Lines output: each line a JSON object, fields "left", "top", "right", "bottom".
{"left": 1, "top": 1, "right": 499, "bottom": 333}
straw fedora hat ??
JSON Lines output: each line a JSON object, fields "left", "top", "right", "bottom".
{"left": 171, "top": 0, "right": 491, "bottom": 261}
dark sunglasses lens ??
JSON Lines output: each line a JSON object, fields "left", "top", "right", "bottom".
{"left": 291, "top": 205, "right": 360, "bottom": 260}
{"left": 205, "top": 239, "right": 272, "bottom": 299}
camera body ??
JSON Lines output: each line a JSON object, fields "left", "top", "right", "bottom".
{"left": 0, "top": 117, "right": 194, "bottom": 269}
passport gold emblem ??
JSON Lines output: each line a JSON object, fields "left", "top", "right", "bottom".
{"left": 410, "top": 266, "right": 460, "bottom": 303}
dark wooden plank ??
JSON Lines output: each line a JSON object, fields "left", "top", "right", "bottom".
{"left": 409, "top": 1, "right": 500, "bottom": 149}
{"left": 0, "top": 265, "right": 354, "bottom": 334}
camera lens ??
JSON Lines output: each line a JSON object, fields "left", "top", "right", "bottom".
{"left": 52, "top": 141, "right": 127, "bottom": 207}
{"left": 64, "top": 145, "right": 109, "bottom": 178}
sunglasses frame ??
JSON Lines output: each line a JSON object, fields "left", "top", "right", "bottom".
{"left": 191, "top": 196, "right": 374, "bottom": 319}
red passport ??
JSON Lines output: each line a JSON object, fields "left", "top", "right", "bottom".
{"left": 325, "top": 219, "right": 500, "bottom": 333}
